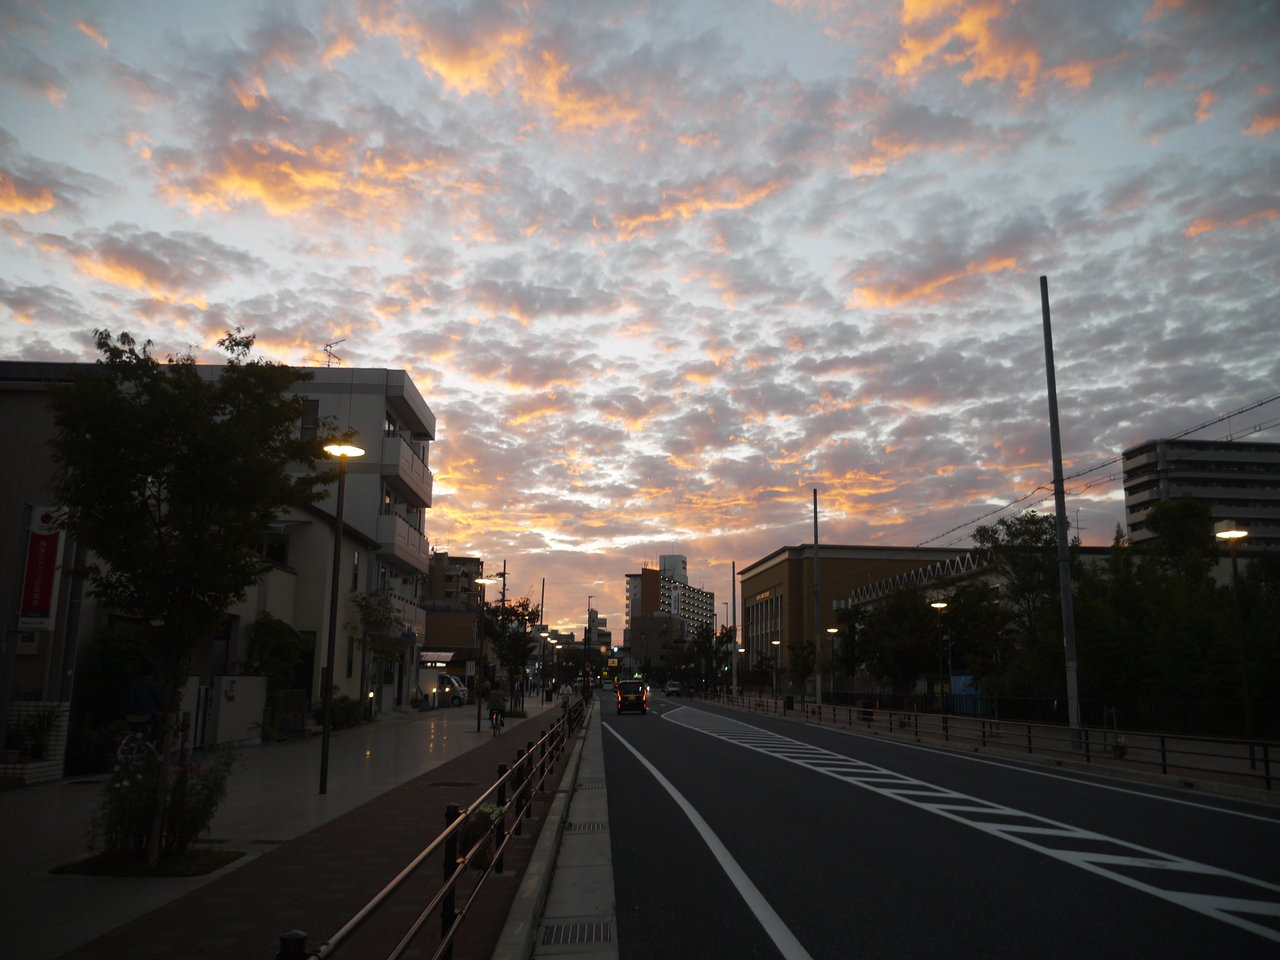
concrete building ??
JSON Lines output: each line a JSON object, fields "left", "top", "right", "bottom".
{"left": 738, "top": 545, "right": 966, "bottom": 688}
{"left": 623, "top": 554, "right": 714, "bottom": 675}
{"left": 1123, "top": 437, "right": 1280, "bottom": 550}
{"left": 0, "top": 360, "right": 436, "bottom": 781}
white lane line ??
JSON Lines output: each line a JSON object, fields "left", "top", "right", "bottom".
{"left": 604, "top": 724, "right": 814, "bottom": 960}
{"left": 665, "top": 709, "right": 1280, "bottom": 944}
{"left": 822, "top": 722, "right": 1280, "bottom": 824}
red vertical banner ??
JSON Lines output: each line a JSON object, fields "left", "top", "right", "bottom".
{"left": 18, "top": 507, "right": 63, "bottom": 631}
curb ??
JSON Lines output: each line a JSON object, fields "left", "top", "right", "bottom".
{"left": 491, "top": 704, "right": 593, "bottom": 960}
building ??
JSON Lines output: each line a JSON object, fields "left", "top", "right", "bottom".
{"left": 0, "top": 360, "right": 437, "bottom": 781}
{"left": 1123, "top": 437, "right": 1280, "bottom": 549}
{"left": 623, "top": 554, "right": 714, "bottom": 673}
{"left": 738, "top": 545, "right": 966, "bottom": 686}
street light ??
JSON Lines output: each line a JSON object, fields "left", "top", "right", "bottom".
{"left": 1215, "top": 520, "right": 1251, "bottom": 738}
{"left": 771, "top": 637, "right": 781, "bottom": 699}
{"left": 930, "top": 600, "right": 948, "bottom": 709}
{"left": 474, "top": 561, "right": 508, "bottom": 731}
{"left": 319, "top": 441, "right": 365, "bottom": 795}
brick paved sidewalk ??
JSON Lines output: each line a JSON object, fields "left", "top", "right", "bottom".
{"left": 61, "top": 713, "right": 577, "bottom": 960}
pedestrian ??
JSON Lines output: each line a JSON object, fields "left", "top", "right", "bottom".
{"left": 558, "top": 681, "right": 571, "bottom": 714}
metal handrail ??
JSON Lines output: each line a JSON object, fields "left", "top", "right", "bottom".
{"left": 715, "top": 694, "right": 1276, "bottom": 794}
{"left": 277, "top": 699, "right": 587, "bottom": 960}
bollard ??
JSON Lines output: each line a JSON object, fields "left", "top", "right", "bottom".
{"left": 496, "top": 764, "right": 508, "bottom": 873}
{"left": 512, "top": 751, "right": 525, "bottom": 836}
{"left": 442, "top": 803, "right": 459, "bottom": 960}
{"left": 277, "top": 930, "right": 308, "bottom": 960}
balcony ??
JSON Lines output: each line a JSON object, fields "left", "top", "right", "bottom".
{"left": 380, "top": 434, "right": 433, "bottom": 508}
{"left": 377, "top": 513, "right": 431, "bottom": 574}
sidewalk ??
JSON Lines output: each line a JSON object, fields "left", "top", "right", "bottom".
{"left": 0, "top": 696, "right": 575, "bottom": 960}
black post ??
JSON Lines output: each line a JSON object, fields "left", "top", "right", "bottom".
{"left": 442, "top": 802, "right": 460, "bottom": 960}
{"left": 277, "top": 930, "right": 308, "bottom": 960}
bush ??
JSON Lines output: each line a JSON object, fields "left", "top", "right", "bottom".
{"left": 91, "top": 732, "right": 234, "bottom": 863}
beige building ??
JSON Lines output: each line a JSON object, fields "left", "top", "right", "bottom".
{"left": 0, "top": 361, "right": 436, "bottom": 781}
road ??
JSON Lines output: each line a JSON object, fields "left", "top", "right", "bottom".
{"left": 602, "top": 696, "right": 1280, "bottom": 959}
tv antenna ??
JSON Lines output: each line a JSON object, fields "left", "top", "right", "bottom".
{"left": 307, "top": 339, "right": 346, "bottom": 367}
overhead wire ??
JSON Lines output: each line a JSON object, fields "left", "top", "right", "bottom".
{"left": 914, "top": 392, "right": 1280, "bottom": 548}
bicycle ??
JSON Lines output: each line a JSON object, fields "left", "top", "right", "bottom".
{"left": 489, "top": 708, "right": 504, "bottom": 736}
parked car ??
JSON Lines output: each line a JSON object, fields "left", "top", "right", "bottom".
{"left": 437, "top": 673, "right": 470, "bottom": 706}
{"left": 663, "top": 681, "right": 682, "bottom": 696}
{"left": 616, "top": 680, "right": 648, "bottom": 714}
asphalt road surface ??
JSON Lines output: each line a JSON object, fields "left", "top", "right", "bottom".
{"left": 602, "top": 697, "right": 1280, "bottom": 960}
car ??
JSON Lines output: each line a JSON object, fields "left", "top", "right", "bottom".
{"left": 437, "top": 674, "right": 470, "bottom": 706}
{"left": 616, "top": 680, "right": 648, "bottom": 714}
{"left": 663, "top": 682, "right": 682, "bottom": 697}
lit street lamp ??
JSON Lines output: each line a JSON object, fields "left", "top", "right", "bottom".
{"left": 930, "top": 600, "right": 948, "bottom": 708}
{"left": 319, "top": 442, "right": 364, "bottom": 795}
{"left": 475, "top": 561, "right": 507, "bottom": 732}
{"left": 1214, "top": 520, "right": 1251, "bottom": 738}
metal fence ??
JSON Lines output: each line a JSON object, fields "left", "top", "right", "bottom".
{"left": 276, "top": 699, "right": 586, "bottom": 960}
{"left": 717, "top": 694, "right": 1277, "bottom": 795}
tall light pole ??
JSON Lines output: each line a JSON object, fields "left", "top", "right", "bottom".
{"left": 1215, "top": 520, "right": 1251, "bottom": 738}
{"left": 585, "top": 595, "right": 595, "bottom": 689}
{"left": 813, "top": 488, "right": 822, "bottom": 707}
{"left": 475, "top": 561, "right": 507, "bottom": 731}
{"left": 930, "top": 600, "right": 948, "bottom": 709}
{"left": 319, "top": 442, "right": 364, "bottom": 796}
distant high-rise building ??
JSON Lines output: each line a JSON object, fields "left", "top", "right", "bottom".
{"left": 1123, "top": 437, "right": 1280, "bottom": 549}
{"left": 623, "top": 555, "right": 714, "bottom": 672}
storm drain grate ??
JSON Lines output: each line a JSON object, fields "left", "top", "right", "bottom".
{"left": 577, "top": 779, "right": 605, "bottom": 789}
{"left": 541, "top": 921, "right": 613, "bottom": 946}
{"left": 564, "top": 820, "right": 608, "bottom": 833}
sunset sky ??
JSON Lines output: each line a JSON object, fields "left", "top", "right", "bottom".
{"left": 2, "top": 0, "right": 1278, "bottom": 636}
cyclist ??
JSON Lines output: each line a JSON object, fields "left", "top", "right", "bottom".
{"left": 487, "top": 682, "right": 506, "bottom": 735}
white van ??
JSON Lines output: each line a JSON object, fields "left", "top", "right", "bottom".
{"left": 436, "top": 673, "right": 470, "bottom": 706}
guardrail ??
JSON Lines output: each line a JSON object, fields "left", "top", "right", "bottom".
{"left": 276, "top": 699, "right": 587, "bottom": 960}
{"left": 715, "top": 694, "right": 1276, "bottom": 795}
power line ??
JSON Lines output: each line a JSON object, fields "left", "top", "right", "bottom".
{"left": 914, "top": 393, "right": 1280, "bottom": 548}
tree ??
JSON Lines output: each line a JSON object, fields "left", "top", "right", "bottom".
{"left": 487, "top": 596, "right": 540, "bottom": 697}
{"left": 350, "top": 588, "right": 407, "bottom": 715}
{"left": 786, "top": 637, "right": 816, "bottom": 708}
{"left": 49, "top": 329, "right": 333, "bottom": 863}
{"left": 859, "top": 584, "right": 934, "bottom": 699}
{"left": 972, "top": 511, "right": 1065, "bottom": 699}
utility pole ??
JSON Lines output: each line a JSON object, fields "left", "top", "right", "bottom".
{"left": 1040, "top": 276, "right": 1081, "bottom": 732}
{"left": 813, "top": 488, "right": 822, "bottom": 708}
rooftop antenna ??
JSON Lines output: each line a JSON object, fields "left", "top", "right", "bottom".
{"left": 307, "top": 339, "right": 347, "bottom": 367}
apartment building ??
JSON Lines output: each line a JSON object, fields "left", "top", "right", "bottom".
{"left": 1123, "top": 437, "right": 1280, "bottom": 550}
{"left": 623, "top": 554, "right": 714, "bottom": 672}
{"left": 0, "top": 360, "right": 436, "bottom": 779}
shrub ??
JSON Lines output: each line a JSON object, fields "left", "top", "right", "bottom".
{"left": 92, "top": 732, "right": 234, "bottom": 863}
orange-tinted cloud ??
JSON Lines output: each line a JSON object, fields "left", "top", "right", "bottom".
{"left": 1195, "top": 88, "right": 1215, "bottom": 123}
{"left": 890, "top": 0, "right": 1082, "bottom": 98}
{"left": 0, "top": 171, "right": 57, "bottom": 214}
{"left": 518, "top": 49, "right": 640, "bottom": 130}
{"left": 1185, "top": 209, "right": 1279, "bottom": 237}
{"left": 615, "top": 175, "right": 786, "bottom": 240}
{"left": 1244, "top": 88, "right": 1279, "bottom": 137}
{"left": 846, "top": 255, "right": 1020, "bottom": 307}
{"left": 75, "top": 19, "right": 109, "bottom": 48}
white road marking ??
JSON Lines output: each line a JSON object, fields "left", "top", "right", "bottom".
{"left": 604, "top": 723, "right": 815, "bottom": 960}
{"left": 664, "top": 709, "right": 1280, "bottom": 944}
{"left": 822, "top": 722, "right": 1280, "bottom": 824}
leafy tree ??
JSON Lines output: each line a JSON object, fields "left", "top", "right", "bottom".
{"left": 746, "top": 653, "right": 774, "bottom": 696}
{"left": 487, "top": 596, "right": 540, "bottom": 695}
{"left": 786, "top": 636, "right": 816, "bottom": 707}
{"left": 939, "top": 580, "right": 1011, "bottom": 699}
{"left": 859, "top": 584, "right": 935, "bottom": 698}
{"left": 972, "top": 511, "right": 1065, "bottom": 699}
{"left": 832, "top": 605, "right": 865, "bottom": 688}
{"left": 49, "top": 329, "right": 333, "bottom": 862}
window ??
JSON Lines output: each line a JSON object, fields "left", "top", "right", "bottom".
{"left": 346, "top": 635, "right": 354, "bottom": 679}
{"left": 300, "top": 398, "right": 320, "bottom": 440}
{"left": 351, "top": 549, "right": 360, "bottom": 591}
